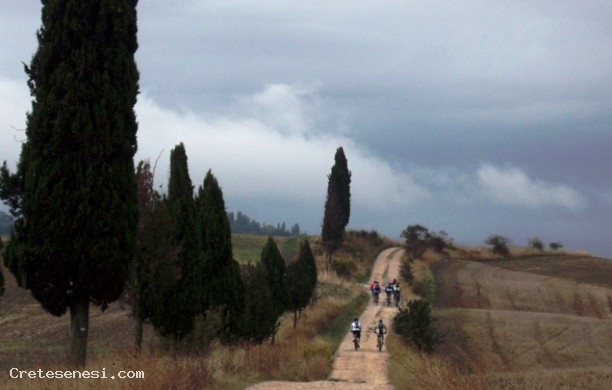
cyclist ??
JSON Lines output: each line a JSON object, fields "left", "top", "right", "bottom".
{"left": 374, "top": 319, "right": 388, "bottom": 349}
{"left": 385, "top": 282, "right": 393, "bottom": 305}
{"left": 372, "top": 281, "right": 381, "bottom": 304}
{"left": 350, "top": 317, "right": 362, "bottom": 349}
{"left": 393, "top": 281, "right": 401, "bottom": 305}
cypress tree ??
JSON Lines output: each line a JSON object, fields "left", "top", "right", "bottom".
{"left": 260, "top": 236, "right": 287, "bottom": 342}
{"left": 240, "top": 262, "right": 278, "bottom": 343}
{"left": 321, "top": 147, "right": 352, "bottom": 271}
{"left": 163, "top": 143, "right": 202, "bottom": 340}
{"left": 196, "top": 170, "right": 244, "bottom": 340}
{"left": 285, "top": 238, "right": 318, "bottom": 328}
{"left": 129, "top": 160, "right": 178, "bottom": 349}
{"left": 0, "top": 0, "right": 139, "bottom": 366}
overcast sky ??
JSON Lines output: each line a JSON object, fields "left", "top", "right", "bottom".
{"left": 1, "top": 1, "right": 611, "bottom": 257}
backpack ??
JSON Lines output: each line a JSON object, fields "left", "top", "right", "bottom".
{"left": 373, "top": 284, "right": 381, "bottom": 293}
{"left": 385, "top": 285, "right": 393, "bottom": 293}
{"left": 378, "top": 322, "right": 384, "bottom": 332}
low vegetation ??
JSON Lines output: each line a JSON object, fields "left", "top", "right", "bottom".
{"left": 0, "top": 231, "right": 382, "bottom": 389}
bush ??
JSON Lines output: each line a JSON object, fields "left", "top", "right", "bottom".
{"left": 331, "top": 259, "right": 356, "bottom": 279}
{"left": 400, "top": 257, "right": 415, "bottom": 283}
{"left": 401, "top": 224, "right": 432, "bottom": 258}
{"left": 549, "top": 241, "right": 563, "bottom": 250}
{"left": 485, "top": 234, "right": 511, "bottom": 257}
{"left": 393, "top": 299, "right": 438, "bottom": 353}
{"left": 528, "top": 237, "right": 544, "bottom": 252}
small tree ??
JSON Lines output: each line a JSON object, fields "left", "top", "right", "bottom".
{"left": 128, "top": 160, "right": 179, "bottom": 349}
{"left": 196, "top": 170, "right": 244, "bottom": 340}
{"left": 549, "top": 241, "right": 563, "bottom": 250}
{"left": 240, "top": 262, "right": 278, "bottom": 343}
{"left": 485, "top": 235, "right": 511, "bottom": 257}
{"left": 260, "top": 236, "right": 287, "bottom": 342}
{"left": 286, "top": 238, "right": 318, "bottom": 327}
{"left": 528, "top": 237, "right": 544, "bottom": 252}
{"left": 393, "top": 299, "right": 438, "bottom": 353}
{"left": 401, "top": 224, "right": 432, "bottom": 258}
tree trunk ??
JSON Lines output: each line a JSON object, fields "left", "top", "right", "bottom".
{"left": 69, "top": 294, "right": 90, "bottom": 367}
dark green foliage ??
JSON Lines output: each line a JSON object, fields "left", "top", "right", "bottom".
{"left": 129, "top": 161, "right": 179, "bottom": 348}
{"left": 260, "top": 236, "right": 287, "bottom": 316}
{"left": 286, "top": 239, "right": 318, "bottom": 327}
{"left": 196, "top": 170, "right": 244, "bottom": 340}
{"left": 162, "top": 143, "right": 202, "bottom": 340}
{"left": 393, "top": 299, "right": 438, "bottom": 353}
{"left": 485, "top": 234, "right": 511, "bottom": 257}
{"left": 401, "top": 224, "right": 432, "bottom": 258}
{"left": 400, "top": 257, "right": 415, "bottom": 284}
{"left": 549, "top": 241, "right": 563, "bottom": 250}
{"left": 321, "top": 147, "right": 351, "bottom": 271}
{"left": 240, "top": 262, "right": 279, "bottom": 343}
{"left": 0, "top": 0, "right": 139, "bottom": 366}
{"left": 528, "top": 237, "right": 544, "bottom": 252}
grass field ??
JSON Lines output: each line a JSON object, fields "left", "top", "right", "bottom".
{"left": 231, "top": 233, "right": 301, "bottom": 264}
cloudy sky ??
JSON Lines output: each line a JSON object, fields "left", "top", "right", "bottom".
{"left": 1, "top": 1, "right": 611, "bottom": 257}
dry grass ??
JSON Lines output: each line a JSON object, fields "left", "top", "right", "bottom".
{"left": 387, "top": 332, "right": 489, "bottom": 390}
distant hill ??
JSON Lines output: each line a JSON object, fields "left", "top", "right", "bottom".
{"left": 0, "top": 211, "right": 12, "bottom": 235}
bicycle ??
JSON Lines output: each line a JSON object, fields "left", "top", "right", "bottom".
{"left": 386, "top": 293, "right": 392, "bottom": 306}
{"left": 373, "top": 291, "right": 379, "bottom": 305}
{"left": 352, "top": 332, "right": 360, "bottom": 350}
{"left": 377, "top": 332, "right": 384, "bottom": 351}
{"left": 374, "top": 326, "right": 387, "bottom": 352}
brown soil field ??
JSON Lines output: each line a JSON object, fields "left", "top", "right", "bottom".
{"left": 432, "top": 254, "right": 612, "bottom": 388}
{"left": 0, "top": 263, "right": 155, "bottom": 372}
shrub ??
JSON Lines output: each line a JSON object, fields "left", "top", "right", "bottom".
{"left": 401, "top": 224, "right": 432, "bottom": 258}
{"left": 400, "top": 257, "right": 415, "bottom": 283}
{"left": 528, "top": 237, "right": 544, "bottom": 252}
{"left": 485, "top": 234, "right": 511, "bottom": 257}
{"left": 549, "top": 241, "right": 563, "bottom": 250}
{"left": 331, "top": 259, "right": 356, "bottom": 279}
{"left": 393, "top": 299, "right": 438, "bottom": 353}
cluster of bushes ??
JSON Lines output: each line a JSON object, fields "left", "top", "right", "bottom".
{"left": 486, "top": 235, "right": 564, "bottom": 257}
{"left": 400, "top": 224, "right": 452, "bottom": 259}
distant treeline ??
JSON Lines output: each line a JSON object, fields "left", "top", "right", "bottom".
{"left": 228, "top": 211, "right": 301, "bottom": 236}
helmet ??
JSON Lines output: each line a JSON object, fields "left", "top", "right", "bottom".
{"left": 378, "top": 319, "right": 383, "bottom": 323}
{"left": 354, "top": 318, "right": 358, "bottom": 322}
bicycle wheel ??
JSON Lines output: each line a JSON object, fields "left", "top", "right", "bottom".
{"left": 377, "top": 335, "right": 383, "bottom": 352}
{"left": 354, "top": 336, "right": 359, "bottom": 351}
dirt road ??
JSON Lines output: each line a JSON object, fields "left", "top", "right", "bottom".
{"left": 247, "top": 247, "right": 409, "bottom": 390}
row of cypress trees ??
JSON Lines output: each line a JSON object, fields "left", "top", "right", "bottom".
{"left": 128, "top": 143, "right": 318, "bottom": 349}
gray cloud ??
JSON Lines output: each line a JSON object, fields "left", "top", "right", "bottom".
{"left": 1, "top": 1, "right": 611, "bottom": 257}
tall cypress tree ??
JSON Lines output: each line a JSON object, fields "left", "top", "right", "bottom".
{"left": 321, "top": 147, "right": 352, "bottom": 271}
{"left": 0, "top": 0, "right": 139, "bottom": 366}
{"left": 163, "top": 143, "right": 202, "bottom": 340}
{"left": 129, "top": 160, "right": 178, "bottom": 349}
{"left": 196, "top": 170, "right": 244, "bottom": 339}
{"left": 260, "top": 236, "right": 287, "bottom": 342}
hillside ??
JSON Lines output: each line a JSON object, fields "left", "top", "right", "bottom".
{"left": 431, "top": 250, "right": 612, "bottom": 388}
